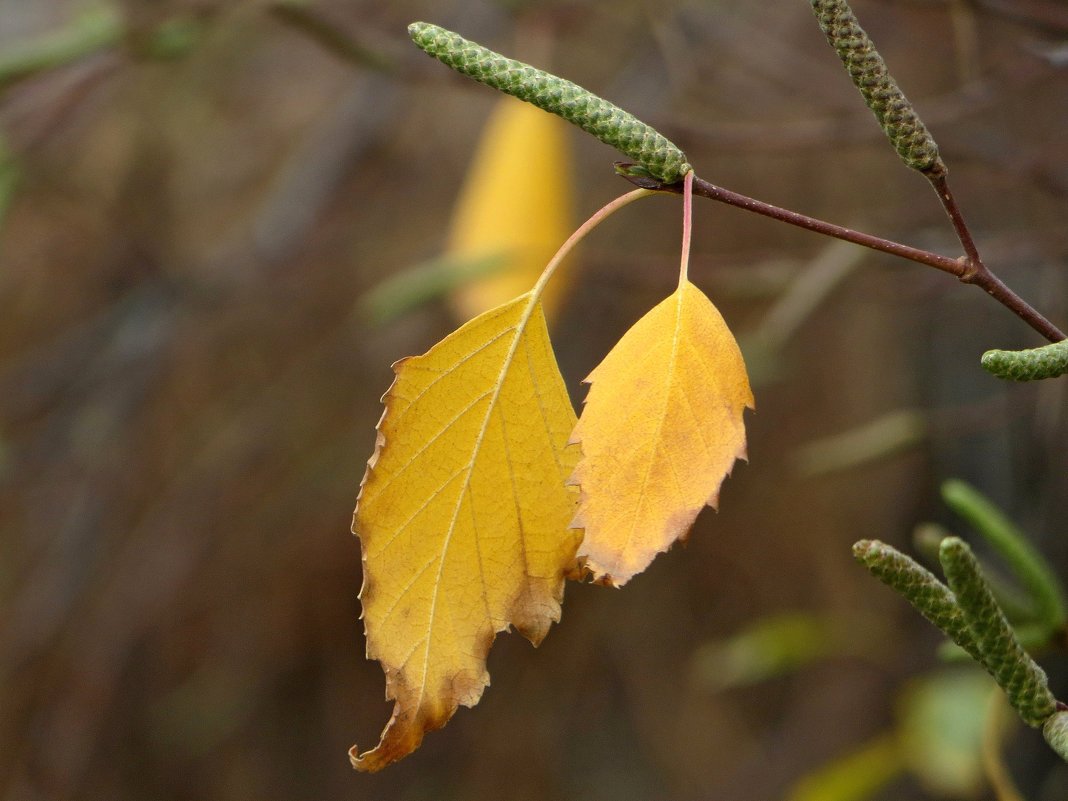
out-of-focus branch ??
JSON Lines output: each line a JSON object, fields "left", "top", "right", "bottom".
{"left": 267, "top": 1, "right": 395, "bottom": 72}
{"left": 0, "top": 5, "right": 124, "bottom": 93}
{"left": 974, "top": 0, "right": 1068, "bottom": 35}
{"left": 0, "top": 1, "right": 394, "bottom": 99}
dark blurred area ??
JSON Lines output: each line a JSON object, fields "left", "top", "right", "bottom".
{"left": 1, "top": 1, "right": 1066, "bottom": 799}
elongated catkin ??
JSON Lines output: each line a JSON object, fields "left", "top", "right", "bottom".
{"left": 981, "top": 339, "right": 1068, "bottom": 381}
{"left": 810, "top": 0, "right": 945, "bottom": 175}
{"left": 409, "top": 22, "right": 692, "bottom": 183}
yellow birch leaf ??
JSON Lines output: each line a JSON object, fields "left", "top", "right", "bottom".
{"left": 351, "top": 293, "right": 580, "bottom": 771}
{"left": 569, "top": 280, "right": 753, "bottom": 586}
{"left": 446, "top": 96, "right": 574, "bottom": 320}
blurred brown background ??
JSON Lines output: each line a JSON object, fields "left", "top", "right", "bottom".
{"left": 2, "top": 1, "right": 1067, "bottom": 799}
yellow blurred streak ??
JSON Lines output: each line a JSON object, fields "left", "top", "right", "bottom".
{"left": 788, "top": 735, "right": 903, "bottom": 801}
{"left": 981, "top": 691, "right": 1025, "bottom": 801}
{"left": 446, "top": 96, "right": 574, "bottom": 321}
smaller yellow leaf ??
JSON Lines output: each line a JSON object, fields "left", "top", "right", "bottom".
{"left": 446, "top": 96, "right": 574, "bottom": 320}
{"left": 569, "top": 280, "right": 753, "bottom": 586}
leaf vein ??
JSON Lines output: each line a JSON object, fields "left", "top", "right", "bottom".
{"left": 619, "top": 292, "right": 685, "bottom": 553}
{"left": 378, "top": 552, "right": 445, "bottom": 628}
{"left": 468, "top": 481, "right": 495, "bottom": 626}
{"left": 369, "top": 389, "right": 494, "bottom": 502}
{"left": 412, "top": 304, "right": 537, "bottom": 726}
{"left": 368, "top": 463, "right": 471, "bottom": 559}
{"left": 523, "top": 323, "right": 568, "bottom": 482}
{"left": 388, "top": 324, "right": 519, "bottom": 429}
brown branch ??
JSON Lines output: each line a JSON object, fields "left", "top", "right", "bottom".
{"left": 619, "top": 166, "right": 1065, "bottom": 343}
{"left": 929, "top": 173, "right": 984, "bottom": 271}
{"left": 923, "top": 172, "right": 1064, "bottom": 343}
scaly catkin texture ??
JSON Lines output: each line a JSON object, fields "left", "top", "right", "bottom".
{"left": 981, "top": 339, "right": 1068, "bottom": 381}
{"left": 408, "top": 22, "right": 692, "bottom": 184}
{"left": 1044, "top": 711, "right": 1068, "bottom": 762}
{"left": 940, "top": 538, "right": 1057, "bottom": 728}
{"left": 853, "top": 540, "right": 982, "bottom": 662}
{"left": 810, "top": 0, "right": 945, "bottom": 175}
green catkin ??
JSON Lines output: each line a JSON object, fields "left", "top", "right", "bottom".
{"left": 941, "top": 480, "right": 1067, "bottom": 630}
{"left": 981, "top": 338, "right": 1068, "bottom": 381}
{"left": 853, "top": 540, "right": 982, "bottom": 663}
{"left": 1044, "top": 711, "right": 1068, "bottom": 762}
{"left": 809, "top": 0, "right": 945, "bottom": 176}
{"left": 940, "top": 538, "right": 1057, "bottom": 728}
{"left": 408, "top": 22, "right": 692, "bottom": 184}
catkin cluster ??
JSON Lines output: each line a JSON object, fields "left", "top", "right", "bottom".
{"left": 810, "top": 0, "right": 945, "bottom": 175}
{"left": 853, "top": 540, "right": 983, "bottom": 663}
{"left": 409, "top": 22, "right": 692, "bottom": 184}
{"left": 941, "top": 540, "right": 1058, "bottom": 727}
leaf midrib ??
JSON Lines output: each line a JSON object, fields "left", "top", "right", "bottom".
{"left": 618, "top": 287, "right": 686, "bottom": 569}
{"left": 416, "top": 293, "right": 547, "bottom": 711}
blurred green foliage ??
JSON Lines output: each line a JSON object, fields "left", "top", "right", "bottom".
{"left": 0, "top": 132, "right": 17, "bottom": 240}
{"left": 0, "top": 4, "right": 122, "bottom": 90}
{"left": 358, "top": 252, "right": 510, "bottom": 324}
{"left": 942, "top": 480, "right": 1067, "bottom": 636}
{"left": 897, "top": 670, "right": 993, "bottom": 797}
{"left": 690, "top": 612, "right": 850, "bottom": 690}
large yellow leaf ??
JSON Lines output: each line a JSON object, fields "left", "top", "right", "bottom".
{"left": 351, "top": 294, "right": 581, "bottom": 771}
{"left": 446, "top": 96, "right": 574, "bottom": 320}
{"left": 569, "top": 280, "right": 753, "bottom": 586}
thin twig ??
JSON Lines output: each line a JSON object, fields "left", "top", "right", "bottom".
{"left": 926, "top": 172, "right": 1065, "bottom": 343}
{"left": 928, "top": 173, "right": 984, "bottom": 272}
{"left": 621, "top": 169, "right": 964, "bottom": 273}
{"left": 621, "top": 169, "right": 1066, "bottom": 343}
